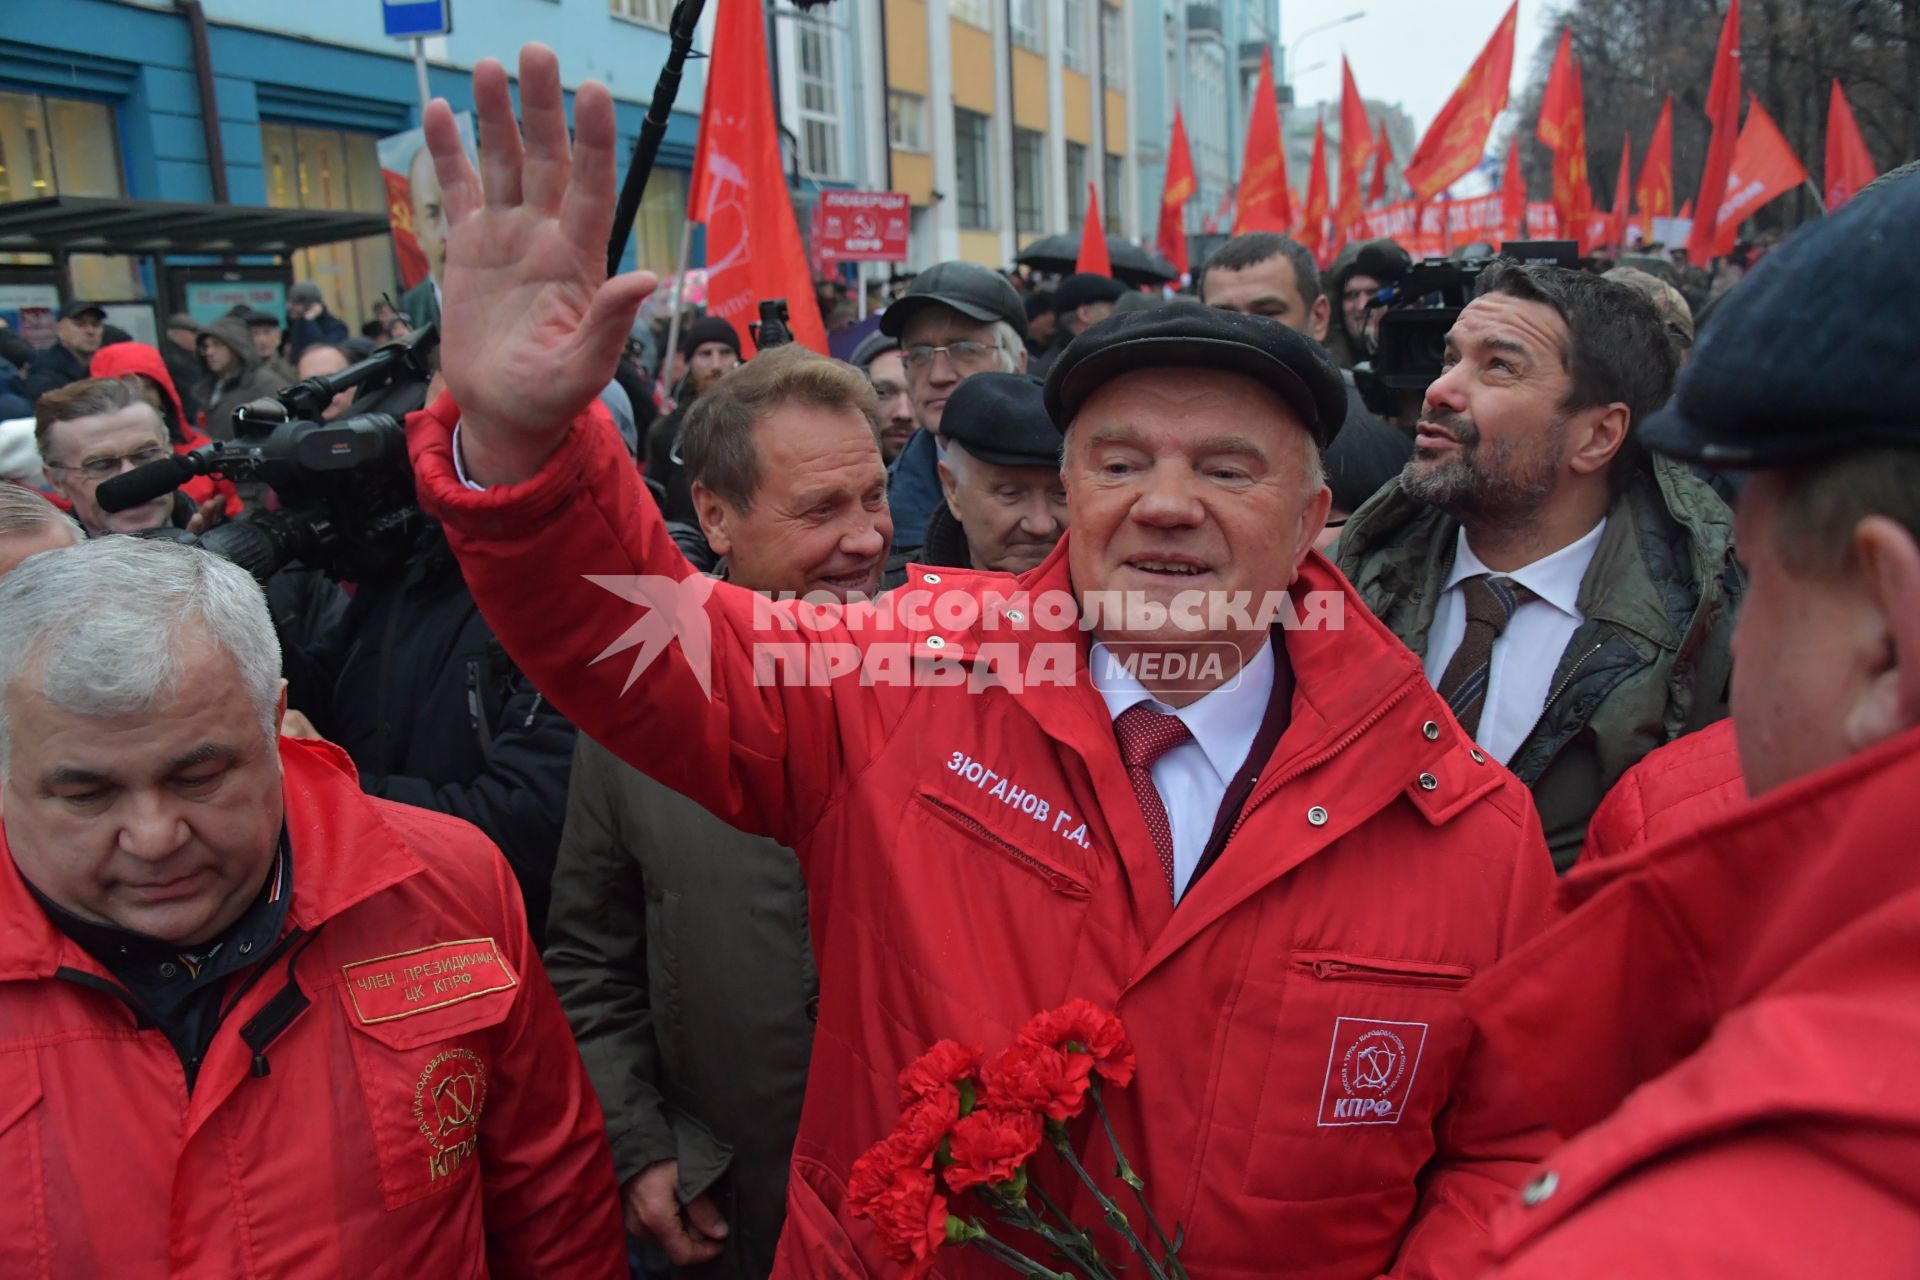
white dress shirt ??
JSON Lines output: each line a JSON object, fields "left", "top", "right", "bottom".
{"left": 1090, "top": 639, "right": 1276, "bottom": 902}
{"left": 1422, "top": 519, "right": 1607, "bottom": 767}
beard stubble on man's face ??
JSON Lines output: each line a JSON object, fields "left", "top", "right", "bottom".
{"left": 1400, "top": 407, "right": 1566, "bottom": 533}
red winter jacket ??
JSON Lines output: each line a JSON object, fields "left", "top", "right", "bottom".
{"left": 411, "top": 399, "right": 1560, "bottom": 1279}
{"left": 1577, "top": 718, "right": 1746, "bottom": 866}
{"left": 0, "top": 738, "right": 625, "bottom": 1279}
{"left": 91, "top": 341, "right": 242, "bottom": 516}
{"left": 1468, "top": 724, "right": 1920, "bottom": 1276}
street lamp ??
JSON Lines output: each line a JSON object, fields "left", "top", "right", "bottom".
{"left": 1286, "top": 10, "right": 1365, "bottom": 85}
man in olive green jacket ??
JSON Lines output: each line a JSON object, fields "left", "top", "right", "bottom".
{"left": 1334, "top": 262, "right": 1741, "bottom": 869}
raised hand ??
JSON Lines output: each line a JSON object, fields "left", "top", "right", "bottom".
{"left": 423, "top": 44, "right": 657, "bottom": 485}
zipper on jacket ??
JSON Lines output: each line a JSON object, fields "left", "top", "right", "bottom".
{"left": 465, "top": 657, "right": 493, "bottom": 753}
{"left": 1514, "top": 639, "right": 1609, "bottom": 764}
{"left": 1224, "top": 676, "right": 1422, "bottom": 846}
{"left": 916, "top": 794, "right": 1092, "bottom": 900}
{"left": 1292, "top": 952, "right": 1473, "bottom": 989}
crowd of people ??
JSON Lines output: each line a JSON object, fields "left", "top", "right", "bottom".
{"left": 0, "top": 38, "right": 1916, "bottom": 1280}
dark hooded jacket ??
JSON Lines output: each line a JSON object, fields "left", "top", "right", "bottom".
{"left": 194, "top": 316, "right": 290, "bottom": 443}
{"left": 1334, "top": 454, "right": 1742, "bottom": 869}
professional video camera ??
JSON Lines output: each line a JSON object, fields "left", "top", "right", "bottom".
{"left": 1354, "top": 240, "right": 1579, "bottom": 422}
{"left": 96, "top": 324, "right": 438, "bottom": 584}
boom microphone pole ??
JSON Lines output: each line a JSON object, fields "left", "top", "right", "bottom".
{"left": 606, "top": 0, "right": 709, "bottom": 277}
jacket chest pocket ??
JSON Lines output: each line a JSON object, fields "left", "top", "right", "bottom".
{"left": 1241, "top": 950, "right": 1476, "bottom": 1202}
{"left": 337, "top": 982, "right": 516, "bottom": 1211}
{"left": 0, "top": 1053, "right": 49, "bottom": 1278}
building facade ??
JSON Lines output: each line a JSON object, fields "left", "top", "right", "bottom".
{"left": 2, "top": 0, "right": 702, "bottom": 329}
{"left": 883, "top": 0, "right": 1138, "bottom": 270}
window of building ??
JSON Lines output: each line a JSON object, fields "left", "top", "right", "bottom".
{"left": 794, "top": 17, "right": 843, "bottom": 180}
{"left": 261, "top": 123, "right": 397, "bottom": 332}
{"left": 954, "top": 109, "right": 992, "bottom": 230}
{"left": 629, "top": 167, "right": 690, "bottom": 277}
{"left": 949, "top": 0, "right": 992, "bottom": 28}
{"left": 1013, "top": 128, "right": 1046, "bottom": 234}
{"left": 1065, "top": 142, "right": 1088, "bottom": 228}
{"left": 1011, "top": 0, "right": 1045, "bottom": 50}
{"left": 0, "top": 90, "right": 139, "bottom": 302}
{"left": 888, "top": 91, "right": 928, "bottom": 152}
{"left": 1103, "top": 153, "right": 1125, "bottom": 232}
{"left": 609, "top": 0, "right": 672, "bottom": 28}
{"left": 1101, "top": 4, "right": 1126, "bottom": 82}
{"left": 1062, "top": 0, "right": 1090, "bottom": 72}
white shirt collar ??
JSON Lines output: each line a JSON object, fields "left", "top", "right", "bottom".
{"left": 1444, "top": 518, "right": 1609, "bottom": 620}
{"left": 1089, "top": 639, "right": 1276, "bottom": 785}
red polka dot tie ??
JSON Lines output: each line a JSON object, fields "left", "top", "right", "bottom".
{"left": 1114, "top": 703, "right": 1194, "bottom": 897}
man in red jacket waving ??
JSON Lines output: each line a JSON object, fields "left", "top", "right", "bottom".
{"left": 411, "top": 44, "right": 1557, "bottom": 1277}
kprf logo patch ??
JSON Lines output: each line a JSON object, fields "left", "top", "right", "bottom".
{"left": 1317, "top": 1017, "right": 1429, "bottom": 1126}
{"left": 415, "top": 1048, "right": 487, "bottom": 1181}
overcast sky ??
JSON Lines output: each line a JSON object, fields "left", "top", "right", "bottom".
{"left": 1283, "top": 0, "right": 1557, "bottom": 142}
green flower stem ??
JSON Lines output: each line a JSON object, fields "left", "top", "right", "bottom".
{"left": 978, "top": 1187, "right": 1118, "bottom": 1280}
{"left": 1050, "top": 1132, "right": 1171, "bottom": 1280}
{"left": 964, "top": 1225, "right": 1072, "bottom": 1279}
{"left": 1089, "top": 1087, "right": 1190, "bottom": 1280}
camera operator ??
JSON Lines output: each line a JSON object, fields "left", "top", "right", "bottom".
{"left": 278, "top": 505, "right": 577, "bottom": 946}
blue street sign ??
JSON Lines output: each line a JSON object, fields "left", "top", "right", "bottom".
{"left": 383, "top": 0, "right": 452, "bottom": 39}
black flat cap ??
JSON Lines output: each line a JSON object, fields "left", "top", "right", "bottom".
{"left": 1053, "top": 272, "right": 1129, "bottom": 314}
{"left": 938, "top": 374, "right": 1060, "bottom": 468}
{"left": 1641, "top": 169, "right": 1920, "bottom": 468}
{"left": 880, "top": 261, "right": 1028, "bottom": 339}
{"left": 1042, "top": 299, "right": 1348, "bottom": 448}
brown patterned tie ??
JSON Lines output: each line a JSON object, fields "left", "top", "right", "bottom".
{"left": 1435, "top": 574, "right": 1536, "bottom": 739}
{"left": 1113, "top": 704, "right": 1193, "bottom": 896}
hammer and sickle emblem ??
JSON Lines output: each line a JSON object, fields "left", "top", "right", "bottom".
{"left": 431, "top": 1069, "right": 481, "bottom": 1136}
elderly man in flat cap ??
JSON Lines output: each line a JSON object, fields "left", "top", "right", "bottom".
{"left": 405, "top": 43, "right": 1555, "bottom": 1278}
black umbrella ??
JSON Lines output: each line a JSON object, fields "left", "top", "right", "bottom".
{"left": 1016, "top": 233, "right": 1179, "bottom": 287}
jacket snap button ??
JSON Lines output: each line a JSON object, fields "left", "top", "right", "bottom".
{"left": 922, "top": 573, "right": 942, "bottom": 584}
{"left": 159, "top": 962, "right": 178, "bottom": 979}
{"left": 1005, "top": 609, "right": 1024, "bottom": 623}
{"left": 1422, "top": 720, "right": 1439, "bottom": 740}
{"left": 925, "top": 635, "right": 946, "bottom": 649}
{"left": 1522, "top": 1170, "right": 1559, "bottom": 1207}
{"left": 1470, "top": 749, "right": 1486, "bottom": 764}
{"left": 1307, "top": 805, "right": 1329, "bottom": 826}
{"left": 1418, "top": 773, "right": 1438, "bottom": 791}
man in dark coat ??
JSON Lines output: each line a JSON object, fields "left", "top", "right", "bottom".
{"left": 22, "top": 300, "right": 105, "bottom": 401}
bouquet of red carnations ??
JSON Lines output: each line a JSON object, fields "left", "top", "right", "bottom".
{"left": 845, "top": 1000, "right": 1189, "bottom": 1280}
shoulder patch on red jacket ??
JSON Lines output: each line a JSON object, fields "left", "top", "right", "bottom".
{"left": 341, "top": 938, "right": 518, "bottom": 1025}
{"left": 1406, "top": 743, "right": 1509, "bottom": 825}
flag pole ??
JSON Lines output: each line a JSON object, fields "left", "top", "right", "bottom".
{"left": 1801, "top": 179, "right": 1828, "bottom": 215}
{"left": 608, "top": 0, "right": 709, "bottom": 277}
{"left": 657, "top": 217, "right": 698, "bottom": 409}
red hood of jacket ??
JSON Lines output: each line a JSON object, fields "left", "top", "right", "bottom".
{"left": 89, "top": 341, "right": 236, "bottom": 513}
{"left": 0, "top": 737, "right": 421, "bottom": 980}
{"left": 1470, "top": 721, "right": 1920, "bottom": 1143}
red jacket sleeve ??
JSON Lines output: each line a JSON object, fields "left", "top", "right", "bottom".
{"left": 1389, "top": 816, "right": 1560, "bottom": 1279}
{"left": 407, "top": 394, "right": 900, "bottom": 853}
{"left": 478, "top": 837, "right": 628, "bottom": 1280}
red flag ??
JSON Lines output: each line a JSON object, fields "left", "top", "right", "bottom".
{"left": 1334, "top": 57, "right": 1377, "bottom": 249}
{"left": 1076, "top": 183, "right": 1112, "bottom": 275}
{"left": 1686, "top": 0, "right": 1742, "bottom": 261}
{"left": 1298, "top": 115, "right": 1331, "bottom": 260}
{"left": 1825, "top": 79, "right": 1878, "bottom": 212}
{"left": 1500, "top": 144, "right": 1526, "bottom": 242}
{"left": 1712, "top": 94, "right": 1807, "bottom": 241}
{"left": 1607, "top": 133, "right": 1633, "bottom": 250}
{"left": 1403, "top": 2, "right": 1517, "bottom": 200}
{"left": 1234, "top": 48, "right": 1293, "bottom": 233}
{"left": 1366, "top": 122, "right": 1393, "bottom": 206}
{"left": 1634, "top": 96, "right": 1674, "bottom": 233}
{"left": 1156, "top": 107, "right": 1196, "bottom": 275}
{"left": 1536, "top": 29, "right": 1576, "bottom": 151}
{"left": 689, "top": 0, "right": 826, "bottom": 355}
{"left": 1679, "top": 197, "right": 1694, "bottom": 219}
{"left": 1544, "top": 53, "right": 1594, "bottom": 249}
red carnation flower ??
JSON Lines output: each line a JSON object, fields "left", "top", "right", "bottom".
{"left": 848, "top": 1155, "right": 949, "bottom": 1278}
{"left": 895, "top": 1089, "right": 961, "bottom": 1166}
{"left": 1019, "top": 1000, "right": 1137, "bottom": 1087}
{"left": 899, "top": 1039, "right": 982, "bottom": 1106}
{"left": 943, "top": 1107, "right": 1045, "bottom": 1194}
{"left": 980, "top": 1041, "right": 1093, "bottom": 1123}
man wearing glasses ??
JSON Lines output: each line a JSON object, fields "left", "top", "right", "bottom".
{"left": 876, "top": 261, "right": 1029, "bottom": 559}
{"left": 34, "top": 377, "right": 180, "bottom": 537}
